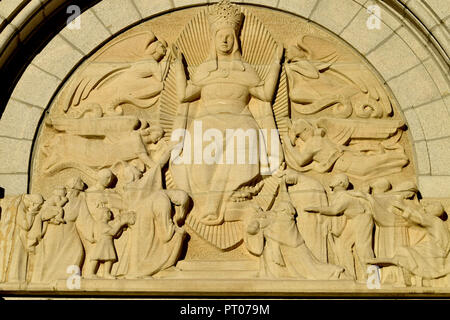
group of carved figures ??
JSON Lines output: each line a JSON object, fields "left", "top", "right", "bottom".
{"left": 0, "top": 1, "right": 444, "bottom": 288}
{"left": 1, "top": 163, "right": 449, "bottom": 287}
{"left": 0, "top": 160, "right": 190, "bottom": 282}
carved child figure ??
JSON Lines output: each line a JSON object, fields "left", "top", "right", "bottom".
{"left": 86, "top": 207, "right": 136, "bottom": 279}
{"left": 44, "top": 186, "right": 68, "bottom": 225}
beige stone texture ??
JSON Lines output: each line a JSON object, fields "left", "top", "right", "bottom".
{"left": 429, "top": 24, "right": 450, "bottom": 57}
{"left": 363, "top": 1, "right": 403, "bottom": 30}
{"left": 419, "top": 176, "right": 450, "bottom": 198}
{"left": 10, "top": 0, "right": 44, "bottom": 41}
{"left": 366, "top": 33, "right": 421, "bottom": 81}
{"left": 407, "top": 0, "right": 439, "bottom": 29}
{"left": 0, "top": 174, "right": 28, "bottom": 195}
{"left": 0, "top": 24, "right": 19, "bottom": 65}
{"left": 133, "top": 0, "right": 174, "bottom": 18}
{"left": 32, "top": 34, "right": 84, "bottom": 80}
{"left": 424, "top": 0, "right": 450, "bottom": 19}
{"left": 403, "top": 108, "right": 425, "bottom": 141}
{"left": 395, "top": 26, "right": 431, "bottom": 61}
{"left": 174, "top": 0, "right": 209, "bottom": 7}
{"left": 414, "top": 99, "right": 450, "bottom": 140}
{"left": 60, "top": 9, "right": 111, "bottom": 55}
{"left": 309, "top": 0, "right": 362, "bottom": 34}
{"left": 427, "top": 137, "right": 450, "bottom": 176}
{"left": 413, "top": 140, "right": 430, "bottom": 175}
{"left": 388, "top": 64, "right": 441, "bottom": 109}
{"left": 10, "top": 64, "right": 61, "bottom": 108}
{"left": 0, "top": 137, "right": 32, "bottom": 173}
{"left": 241, "top": 0, "right": 278, "bottom": 7}
{"left": 0, "top": 0, "right": 28, "bottom": 20}
{"left": 277, "top": 0, "right": 318, "bottom": 18}
{"left": 92, "top": 0, "right": 141, "bottom": 34}
{"left": 0, "top": 0, "right": 450, "bottom": 294}
{"left": 0, "top": 99, "right": 43, "bottom": 140}
{"left": 445, "top": 94, "right": 450, "bottom": 111}
{"left": 340, "top": 5, "right": 395, "bottom": 55}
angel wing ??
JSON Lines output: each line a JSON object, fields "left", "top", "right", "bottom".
{"left": 60, "top": 31, "right": 170, "bottom": 116}
{"left": 291, "top": 35, "right": 393, "bottom": 118}
{"left": 61, "top": 62, "right": 131, "bottom": 112}
{"left": 297, "top": 35, "right": 339, "bottom": 69}
{"left": 47, "top": 115, "right": 140, "bottom": 136}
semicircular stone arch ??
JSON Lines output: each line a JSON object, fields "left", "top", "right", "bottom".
{"left": 0, "top": 0, "right": 448, "bottom": 202}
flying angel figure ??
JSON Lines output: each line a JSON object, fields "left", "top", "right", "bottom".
{"left": 59, "top": 31, "right": 171, "bottom": 117}
{"left": 281, "top": 117, "right": 409, "bottom": 180}
{"left": 285, "top": 35, "right": 393, "bottom": 119}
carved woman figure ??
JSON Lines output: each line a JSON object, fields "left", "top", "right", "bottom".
{"left": 114, "top": 190, "right": 189, "bottom": 279}
{"left": 31, "top": 177, "right": 91, "bottom": 283}
{"left": 171, "top": 0, "right": 283, "bottom": 227}
{"left": 0, "top": 194, "right": 43, "bottom": 283}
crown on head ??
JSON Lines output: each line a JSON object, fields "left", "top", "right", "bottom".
{"left": 208, "top": 0, "right": 243, "bottom": 33}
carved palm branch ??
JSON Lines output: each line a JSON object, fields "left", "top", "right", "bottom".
{"left": 272, "top": 66, "right": 290, "bottom": 140}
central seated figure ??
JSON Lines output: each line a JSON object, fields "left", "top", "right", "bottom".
{"left": 169, "top": 0, "right": 282, "bottom": 249}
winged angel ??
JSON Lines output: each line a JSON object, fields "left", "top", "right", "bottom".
{"left": 285, "top": 35, "right": 394, "bottom": 119}
{"left": 59, "top": 31, "right": 170, "bottom": 117}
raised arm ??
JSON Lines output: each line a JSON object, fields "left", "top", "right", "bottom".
{"left": 391, "top": 202, "right": 429, "bottom": 228}
{"left": 174, "top": 47, "right": 201, "bottom": 103}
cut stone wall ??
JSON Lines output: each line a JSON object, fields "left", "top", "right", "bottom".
{"left": 0, "top": 0, "right": 448, "bottom": 197}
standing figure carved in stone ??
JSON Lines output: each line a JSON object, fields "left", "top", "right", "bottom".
{"left": 0, "top": 194, "right": 44, "bottom": 283}
{"left": 32, "top": 177, "right": 90, "bottom": 283}
{"left": 283, "top": 169, "right": 342, "bottom": 264}
{"left": 115, "top": 190, "right": 190, "bottom": 279}
{"left": 86, "top": 207, "right": 135, "bottom": 279}
{"left": 305, "top": 174, "right": 375, "bottom": 281}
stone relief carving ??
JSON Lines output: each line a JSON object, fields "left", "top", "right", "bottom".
{"left": 1, "top": 1, "right": 447, "bottom": 292}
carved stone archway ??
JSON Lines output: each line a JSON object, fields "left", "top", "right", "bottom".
{"left": 0, "top": 0, "right": 449, "bottom": 295}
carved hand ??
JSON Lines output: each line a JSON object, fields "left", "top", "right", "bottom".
{"left": 274, "top": 43, "right": 284, "bottom": 64}
{"left": 171, "top": 45, "right": 183, "bottom": 63}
